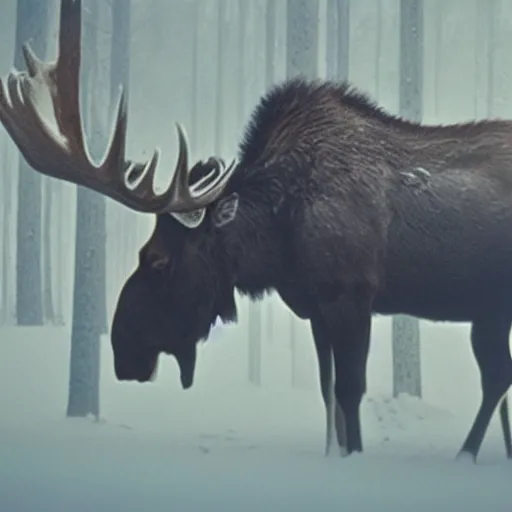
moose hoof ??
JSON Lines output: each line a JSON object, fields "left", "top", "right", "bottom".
{"left": 454, "top": 450, "right": 476, "bottom": 465}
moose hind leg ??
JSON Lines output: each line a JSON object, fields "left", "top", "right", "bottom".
{"left": 311, "top": 317, "right": 337, "bottom": 456}
{"left": 499, "top": 396, "right": 512, "bottom": 459}
{"left": 458, "top": 316, "right": 512, "bottom": 461}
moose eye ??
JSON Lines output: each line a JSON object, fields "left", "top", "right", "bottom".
{"left": 139, "top": 249, "right": 170, "bottom": 272}
{"left": 150, "top": 257, "right": 169, "bottom": 272}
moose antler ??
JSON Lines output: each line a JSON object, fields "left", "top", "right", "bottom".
{"left": 0, "top": 0, "right": 236, "bottom": 214}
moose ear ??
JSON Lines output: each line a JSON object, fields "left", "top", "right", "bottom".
{"left": 212, "top": 193, "right": 239, "bottom": 228}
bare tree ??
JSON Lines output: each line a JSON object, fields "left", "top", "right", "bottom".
{"left": 326, "top": 0, "right": 350, "bottom": 81}
{"left": 106, "top": 0, "right": 131, "bottom": 335}
{"left": 42, "top": 177, "right": 57, "bottom": 324}
{"left": 42, "top": 0, "right": 61, "bottom": 326}
{"left": 237, "top": 0, "right": 263, "bottom": 386}
{"left": 286, "top": 0, "right": 319, "bottom": 79}
{"left": 374, "top": 0, "right": 382, "bottom": 100}
{"left": 215, "top": 0, "right": 228, "bottom": 155}
{"left": 265, "top": 0, "right": 277, "bottom": 88}
{"left": 485, "top": 0, "right": 498, "bottom": 117}
{"left": 53, "top": 181, "right": 65, "bottom": 325}
{"left": 66, "top": 0, "right": 108, "bottom": 419}
{"left": 392, "top": 0, "right": 423, "bottom": 399}
{"left": 110, "top": 0, "right": 137, "bottom": 305}
{"left": 248, "top": 301, "right": 263, "bottom": 386}
{"left": 1, "top": 138, "right": 14, "bottom": 324}
{"left": 13, "top": 0, "right": 51, "bottom": 325}
{"left": 237, "top": 0, "right": 249, "bottom": 127}
{"left": 337, "top": 1, "right": 350, "bottom": 82}
{"left": 433, "top": 0, "right": 443, "bottom": 118}
{"left": 326, "top": 0, "right": 337, "bottom": 80}
{"left": 191, "top": 0, "right": 200, "bottom": 143}
{"left": 264, "top": 0, "right": 279, "bottom": 345}
{"left": 286, "top": 0, "right": 320, "bottom": 387}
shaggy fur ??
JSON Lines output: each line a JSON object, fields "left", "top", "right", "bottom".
{"left": 112, "top": 78, "right": 512, "bottom": 462}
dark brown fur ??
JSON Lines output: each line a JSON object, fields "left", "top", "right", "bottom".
{"left": 112, "top": 78, "right": 512, "bottom": 461}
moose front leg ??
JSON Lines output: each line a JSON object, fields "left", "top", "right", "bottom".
{"left": 318, "top": 294, "right": 372, "bottom": 456}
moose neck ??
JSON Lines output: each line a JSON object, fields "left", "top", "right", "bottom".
{"left": 217, "top": 170, "right": 289, "bottom": 301}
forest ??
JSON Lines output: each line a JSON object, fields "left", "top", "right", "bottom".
{"left": 0, "top": 1, "right": 511, "bottom": 510}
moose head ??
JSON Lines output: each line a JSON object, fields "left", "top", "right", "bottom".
{"left": 0, "top": 0, "right": 241, "bottom": 388}
{"left": 110, "top": 157, "right": 240, "bottom": 387}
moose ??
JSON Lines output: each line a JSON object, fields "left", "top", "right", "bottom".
{"left": 1, "top": 0, "right": 512, "bottom": 463}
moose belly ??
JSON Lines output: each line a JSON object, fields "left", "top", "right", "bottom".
{"left": 373, "top": 170, "right": 512, "bottom": 322}
{"left": 373, "top": 272, "right": 512, "bottom": 322}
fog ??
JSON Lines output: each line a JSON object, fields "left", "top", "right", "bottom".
{"left": 0, "top": 0, "right": 511, "bottom": 510}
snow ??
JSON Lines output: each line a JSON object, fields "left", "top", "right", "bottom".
{"left": 0, "top": 323, "right": 511, "bottom": 511}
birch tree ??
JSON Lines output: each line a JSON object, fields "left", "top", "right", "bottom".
{"left": 286, "top": 0, "right": 319, "bottom": 387}
{"left": 263, "top": 0, "right": 278, "bottom": 346}
{"left": 42, "top": 177, "right": 58, "bottom": 324}
{"left": 326, "top": 1, "right": 350, "bottom": 81}
{"left": 13, "top": 0, "right": 51, "bottom": 325}
{"left": 265, "top": 0, "right": 277, "bottom": 88}
{"left": 1, "top": 139, "right": 14, "bottom": 324}
{"left": 191, "top": 0, "right": 200, "bottom": 143}
{"left": 215, "top": 0, "right": 228, "bottom": 155}
{"left": 238, "top": 1, "right": 263, "bottom": 386}
{"left": 106, "top": 0, "right": 131, "bottom": 335}
{"left": 484, "top": 0, "right": 498, "bottom": 117}
{"left": 374, "top": 0, "right": 382, "bottom": 99}
{"left": 392, "top": 0, "right": 423, "bottom": 399}
{"left": 66, "top": 0, "right": 108, "bottom": 418}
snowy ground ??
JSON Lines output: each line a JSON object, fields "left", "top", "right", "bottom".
{"left": 0, "top": 324, "right": 511, "bottom": 511}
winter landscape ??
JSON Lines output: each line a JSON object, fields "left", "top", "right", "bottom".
{"left": 1, "top": 321, "right": 511, "bottom": 511}
{"left": 1, "top": 0, "right": 512, "bottom": 510}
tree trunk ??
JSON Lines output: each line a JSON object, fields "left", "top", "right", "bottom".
{"left": 14, "top": 0, "right": 50, "bottom": 326}
{"left": 42, "top": 178, "right": 56, "bottom": 324}
{"left": 66, "top": 188, "right": 104, "bottom": 419}
{"left": 248, "top": 300, "right": 262, "bottom": 386}
{"left": 286, "top": 0, "right": 319, "bottom": 79}
{"left": 337, "top": 0, "right": 350, "bottom": 82}
{"left": 66, "top": 0, "right": 106, "bottom": 419}
{"left": 374, "top": 0, "right": 382, "bottom": 100}
{"left": 485, "top": 0, "right": 497, "bottom": 117}
{"left": 433, "top": 0, "right": 443, "bottom": 118}
{"left": 392, "top": 0, "right": 423, "bottom": 399}
{"left": 53, "top": 181, "right": 65, "bottom": 325}
{"left": 236, "top": 1, "right": 263, "bottom": 385}
{"left": 105, "top": 0, "right": 131, "bottom": 335}
{"left": 326, "top": 0, "right": 350, "bottom": 82}
{"left": 237, "top": 1, "right": 248, "bottom": 126}
{"left": 263, "top": 0, "right": 278, "bottom": 344}
{"left": 1, "top": 140, "right": 13, "bottom": 324}
{"left": 191, "top": 0, "right": 200, "bottom": 143}
{"left": 265, "top": 0, "right": 277, "bottom": 88}
{"left": 110, "top": 0, "right": 131, "bottom": 108}
{"left": 215, "top": 0, "right": 227, "bottom": 155}
{"left": 286, "top": 0, "right": 319, "bottom": 387}
{"left": 326, "top": 0, "right": 338, "bottom": 79}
